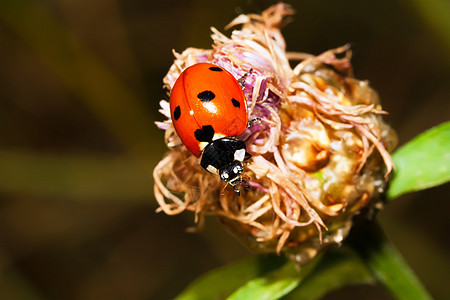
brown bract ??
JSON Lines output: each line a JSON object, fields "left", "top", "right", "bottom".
{"left": 154, "top": 3, "right": 397, "bottom": 264}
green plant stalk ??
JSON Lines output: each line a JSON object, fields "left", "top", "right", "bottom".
{"left": 176, "top": 255, "right": 286, "bottom": 300}
{"left": 283, "top": 248, "right": 374, "bottom": 300}
{"left": 346, "top": 220, "right": 432, "bottom": 300}
{"left": 227, "top": 254, "right": 322, "bottom": 300}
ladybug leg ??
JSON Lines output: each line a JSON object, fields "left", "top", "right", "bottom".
{"left": 233, "top": 186, "right": 241, "bottom": 197}
{"left": 242, "top": 179, "right": 251, "bottom": 191}
{"left": 247, "top": 118, "right": 261, "bottom": 128}
{"left": 231, "top": 180, "right": 250, "bottom": 197}
{"left": 238, "top": 68, "right": 253, "bottom": 89}
{"left": 220, "top": 182, "right": 229, "bottom": 196}
{"left": 244, "top": 151, "right": 252, "bottom": 161}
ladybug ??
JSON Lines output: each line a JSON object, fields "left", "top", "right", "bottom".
{"left": 170, "top": 63, "right": 252, "bottom": 195}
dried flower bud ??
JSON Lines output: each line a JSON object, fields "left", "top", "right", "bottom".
{"left": 154, "top": 3, "right": 397, "bottom": 265}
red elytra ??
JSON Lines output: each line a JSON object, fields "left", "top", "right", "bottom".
{"left": 170, "top": 63, "right": 248, "bottom": 157}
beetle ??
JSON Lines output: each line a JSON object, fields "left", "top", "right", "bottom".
{"left": 169, "top": 63, "right": 252, "bottom": 195}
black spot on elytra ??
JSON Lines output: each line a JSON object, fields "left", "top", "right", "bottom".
{"left": 173, "top": 106, "right": 181, "bottom": 121}
{"left": 194, "top": 125, "right": 215, "bottom": 142}
{"left": 197, "top": 90, "right": 215, "bottom": 102}
{"left": 209, "top": 66, "right": 223, "bottom": 72}
{"left": 231, "top": 98, "right": 240, "bottom": 108}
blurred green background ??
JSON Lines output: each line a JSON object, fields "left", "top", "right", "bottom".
{"left": 0, "top": 0, "right": 449, "bottom": 299}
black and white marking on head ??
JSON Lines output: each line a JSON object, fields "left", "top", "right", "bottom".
{"left": 197, "top": 90, "right": 215, "bottom": 102}
{"left": 199, "top": 137, "right": 251, "bottom": 196}
{"left": 194, "top": 125, "right": 215, "bottom": 143}
{"left": 219, "top": 161, "right": 244, "bottom": 186}
{"left": 231, "top": 98, "right": 240, "bottom": 108}
{"left": 173, "top": 105, "right": 181, "bottom": 121}
{"left": 209, "top": 66, "right": 223, "bottom": 72}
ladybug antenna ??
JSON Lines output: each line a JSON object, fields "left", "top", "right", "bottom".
{"left": 247, "top": 117, "right": 261, "bottom": 128}
{"left": 238, "top": 68, "right": 253, "bottom": 89}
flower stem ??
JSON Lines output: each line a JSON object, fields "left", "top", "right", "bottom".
{"left": 346, "top": 220, "right": 432, "bottom": 300}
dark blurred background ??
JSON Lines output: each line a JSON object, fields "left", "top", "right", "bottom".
{"left": 0, "top": 0, "right": 449, "bottom": 299}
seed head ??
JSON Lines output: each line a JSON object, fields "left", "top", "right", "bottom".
{"left": 154, "top": 3, "right": 397, "bottom": 264}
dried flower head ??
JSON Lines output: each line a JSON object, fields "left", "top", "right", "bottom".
{"left": 154, "top": 3, "right": 397, "bottom": 264}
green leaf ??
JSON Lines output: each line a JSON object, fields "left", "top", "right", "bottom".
{"left": 283, "top": 248, "right": 374, "bottom": 300}
{"left": 227, "top": 254, "right": 322, "bottom": 300}
{"left": 347, "top": 221, "right": 432, "bottom": 300}
{"left": 387, "top": 121, "right": 450, "bottom": 199}
{"left": 176, "top": 255, "right": 286, "bottom": 300}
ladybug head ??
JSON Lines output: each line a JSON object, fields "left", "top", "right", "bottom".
{"left": 219, "top": 160, "right": 244, "bottom": 186}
